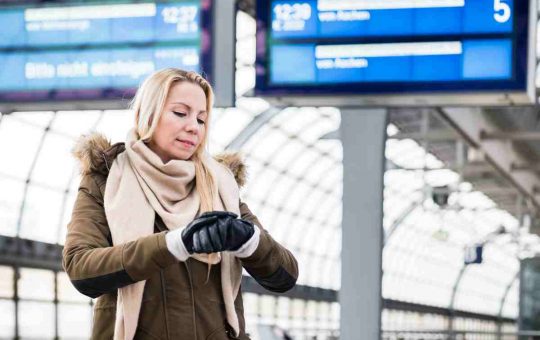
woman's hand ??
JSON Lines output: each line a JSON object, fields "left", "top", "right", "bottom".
{"left": 182, "top": 211, "right": 255, "bottom": 254}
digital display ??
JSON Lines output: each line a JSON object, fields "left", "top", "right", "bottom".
{"left": 271, "top": 0, "right": 513, "bottom": 39}
{"left": 0, "top": 1, "right": 212, "bottom": 103}
{"left": 0, "top": 3, "right": 200, "bottom": 47}
{"left": 0, "top": 46, "right": 199, "bottom": 90}
{"left": 271, "top": 40, "right": 512, "bottom": 83}
{"left": 256, "top": 0, "right": 532, "bottom": 102}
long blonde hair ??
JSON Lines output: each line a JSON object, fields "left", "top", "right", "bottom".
{"left": 131, "top": 68, "right": 216, "bottom": 213}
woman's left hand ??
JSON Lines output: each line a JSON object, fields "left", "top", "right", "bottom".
{"left": 188, "top": 211, "right": 256, "bottom": 254}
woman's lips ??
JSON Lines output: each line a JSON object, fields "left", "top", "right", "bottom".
{"left": 177, "top": 139, "right": 195, "bottom": 148}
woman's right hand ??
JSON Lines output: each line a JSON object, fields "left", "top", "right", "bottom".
{"left": 181, "top": 211, "right": 255, "bottom": 254}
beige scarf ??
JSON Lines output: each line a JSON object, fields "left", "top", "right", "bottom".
{"left": 104, "top": 129, "right": 243, "bottom": 339}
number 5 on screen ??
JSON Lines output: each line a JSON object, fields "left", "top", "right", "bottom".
{"left": 494, "top": 0, "right": 511, "bottom": 23}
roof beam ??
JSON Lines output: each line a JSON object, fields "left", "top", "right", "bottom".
{"left": 511, "top": 162, "right": 540, "bottom": 172}
{"left": 384, "top": 199, "right": 423, "bottom": 245}
{"left": 480, "top": 130, "right": 540, "bottom": 141}
{"left": 438, "top": 108, "right": 540, "bottom": 221}
{"left": 470, "top": 187, "right": 520, "bottom": 196}
{"left": 387, "top": 162, "right": 494, "bottom": 174}
{"left": 383, "top": 299, "right": 515, "bottom": 324}
{"left": 0, "top": 236, "right": 63, "bottom": 271}
{"left": 324, "top": 129, "right": 460, "bottom": 142}
{"left": 226, "top": 106, "right": 282, "bottom": 149}
{"left": 388, "top": 130, "right": 459, "bottom": 141}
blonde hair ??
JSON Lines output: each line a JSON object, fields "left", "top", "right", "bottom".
{"left": 131, "top": 68, "right": 216, "bottom": 213}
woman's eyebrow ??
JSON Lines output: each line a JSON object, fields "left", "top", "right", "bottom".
{"left": 171, "top": 102, "right": 190, "bottom": 109}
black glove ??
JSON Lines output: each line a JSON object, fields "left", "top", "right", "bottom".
{"left": 181, "top": 211, "right": 255, "bottom": 254}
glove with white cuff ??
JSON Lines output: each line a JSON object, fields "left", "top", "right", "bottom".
{"left": 165, "top": 211, "right": 260, "bottom": 261}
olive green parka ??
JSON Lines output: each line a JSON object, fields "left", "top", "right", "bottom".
{"left": 63, "top": 134, "right": 299, "bottom": 339}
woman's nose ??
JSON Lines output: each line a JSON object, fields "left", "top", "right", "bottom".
{"left": 185, "top": 117, "right": 199, "bottom": 134}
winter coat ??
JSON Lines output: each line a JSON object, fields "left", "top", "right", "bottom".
{"left": 62, "top": 134, "right": 299, "bottom": 340}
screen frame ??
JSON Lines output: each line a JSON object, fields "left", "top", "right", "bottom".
{"left": 0, "top": 0, "right": 235, "bottom": 111}
{"left": 254, "top": 0, "right": 536, "bottom": 107}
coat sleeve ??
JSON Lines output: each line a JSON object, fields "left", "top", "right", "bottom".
{"left": 62, "top": 174, "right": 177, "bottom": 298}
{"left": 239, "top": 201, "right": 299, "bottom": 293}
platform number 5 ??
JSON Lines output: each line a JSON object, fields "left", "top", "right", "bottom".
{"left": 494, "top": 0, "right": 511, "bottom": 23}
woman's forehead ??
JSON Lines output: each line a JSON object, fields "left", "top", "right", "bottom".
{"left": 167, "top": 82, "right": 206, "bottom": 111}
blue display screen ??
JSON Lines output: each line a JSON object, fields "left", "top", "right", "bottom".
{"left": 271, "top": 40, "right": 513, "bottom": 83}
{"left": 256, "top": 0, "right": 529, "bottom": 96}
{"left": 271, "top": 0, "right": 514, "bottom": 39}
{"left": 0, "top": 1, "right": 211, "bottom": 103}
{"left": 0, "top": 2, "right": 200, "bottom": 48}
{"left": 0, "top": 46, "right": 200, "bottom": 91}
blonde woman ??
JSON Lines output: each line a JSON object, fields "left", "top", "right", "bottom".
{"left": 63, "top": 68, "right": 298, "bottom": 340}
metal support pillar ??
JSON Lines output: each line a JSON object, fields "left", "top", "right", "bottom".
{"left": 14, "top": 266, "right": 19, "bottom": 340}
{"left": 339, "top": 109, "right": 387, "bottom": 340}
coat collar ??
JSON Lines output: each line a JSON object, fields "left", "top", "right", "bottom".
{"left": 72, "top": 132, "right": 247, "bottom": 188}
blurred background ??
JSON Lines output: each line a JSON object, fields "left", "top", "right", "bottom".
{"left": 1, "top": 0, "right": 540, "bottom": 339}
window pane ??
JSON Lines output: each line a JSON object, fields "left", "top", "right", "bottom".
{"left": 95, "top": 110, "right": 131, "bottom": 143}
{"left": 31, "top": 133, "right": 76, "bottom": 189}
{"left": 0, "top": 266, "right": 13, "bottom": 298}
{"left": 0, "top": 178, "right": 24, "bottom": 237}
{"left": 18, "top": 301, "right": 55, "bottom": 338}
{"left": 57, "top": 272, "right": 89, "bottom": 303}
{"left": 58, "top": 190, "right": 78, "bottom": 245}
{"left": 50, "top": 110, "right": 101, "bottom": 138}
{"left": 502, "top": 279, "right": 519, "bottom": 318}
{"left": 58, "top": 304, "right": 92, "bottom": 338}
{"left": 19, "top": 185, "right": 63, "bottom": 243}
{"left": 18, "top": 268, "right": 54, "bottom": 301}
{"left": 0, "top": 300, "right": 15, "bottom": 338}
{"left": 11, "top": 111, "right": 54, "bottom": 128}
{"left": 208, "top": 107, "right": 252, "bottom": 151}
{"left": 0, "top": 116, "right": 44, "bottom": 179}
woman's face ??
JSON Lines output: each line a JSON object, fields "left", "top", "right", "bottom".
{"left": 148, "top": 81, "right": 208, "bottom": 163}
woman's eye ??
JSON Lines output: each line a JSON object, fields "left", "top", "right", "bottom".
{"left": 173, "top": 111, "right": 186, "bottom": 117}
{"left": 197, "top": 119, "right": 206, "bottom": 125}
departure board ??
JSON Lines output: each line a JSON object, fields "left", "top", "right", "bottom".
{"left": 0, "top": 3, "right": 200, "bottom": 47}
{"left": 0, "top": 1, "right": 215, "bottom": 104}
{"left": 255, "top": 0, "right": 535, "bottom": 105}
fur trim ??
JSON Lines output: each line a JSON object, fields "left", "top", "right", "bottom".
{"left": 72, "top": 132, "right": 247, "bottom": 187}
{"left": 213, "top": 152, "right": 247, "bottom": 188}
{"left": 72, "top": 133, "right": 112, "bottom": 175}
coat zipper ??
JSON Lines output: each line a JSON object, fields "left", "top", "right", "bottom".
{"left": 184, "top": 261, "right": 197, "bottom": 339}
{"left": 159, "top": 270, "right": 170, "bottom": 340}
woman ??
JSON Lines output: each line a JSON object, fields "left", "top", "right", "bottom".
{"left": 63, "top": 68, "right": 298, "bottom": 340}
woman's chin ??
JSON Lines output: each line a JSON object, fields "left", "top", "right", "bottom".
{"left": 168, "top": 150, "right": 194, "bottom": 161}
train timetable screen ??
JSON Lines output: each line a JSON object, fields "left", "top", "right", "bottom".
{"left": 255, "top": 0, "right": 531, "bottom": 97}
{"left": 0, "top": 1, "right": 211, "bottom": 102}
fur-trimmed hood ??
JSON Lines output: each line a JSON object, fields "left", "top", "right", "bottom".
{"left": 72, "top": 132, "right": 247, "bottom": 187}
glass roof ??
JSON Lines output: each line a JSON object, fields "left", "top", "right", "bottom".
{"left": 382, "top": 133, "right": 533, "bottom": 318}
{"left": 0, "top": 103, "right": 534, "bottom": 318}
{"left": 0, "top": 8, "right": 539, "bottom": 325}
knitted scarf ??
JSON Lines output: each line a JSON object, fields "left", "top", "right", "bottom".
{"left": 104, "top": 129, "right": 243, "bottom": 339}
